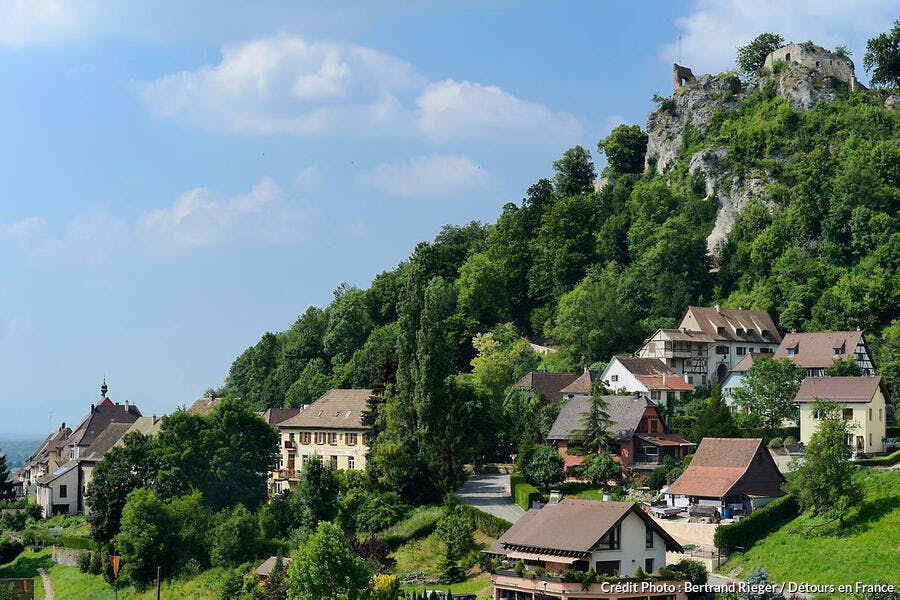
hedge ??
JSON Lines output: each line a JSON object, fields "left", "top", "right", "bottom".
{"left": 456, "top": 504, "right": 512, "bottom": 539}
{"left": 855, "top": 448, "right": 900, "bottom": 467}
{"left": 713, "top": 494, "right": 798, "bottom": 550}
{"left": 509, "top": 473, "right": 539, "bottom": 511}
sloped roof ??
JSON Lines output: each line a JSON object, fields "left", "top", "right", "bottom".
{"left": 37, "top": 461, "right": 77, "bottom": 485}
{"left": 67, "top": 400, "right": 142, "bottom": 448}
{"left": 278, "top": 389, "right": 373, "bottom": 430}
{"left": 794, "top": 376, "right": 889, "bottom": 404}
{"left": 774, "top": 331, "right": 867, "bottom": 368}
{"left": 654, "top": 328, "right": 716, "bottom": 343}
{"left": 548, "top": 394, "right": 655, "bottom": 441}
{"left": 497, "top": 499, "right": 682, "bottom": 554}
{"left": 80, "top": 422, "right": 133, "bottom": 462}
{"left": 255, "top": 556, "right": 293, "bottom": 577}
{"left": 560, "top": 369, "right": 598, "bottom": 394}
{"left": 681, "top": 306, "right": 782, "bottom": 344}
{"left": 729, "top": 353, "right": 766, "bottom": 373}
{"left": 114, "top": 416, "right": 163, "bottom": 447}
{"left": 610, "top": 357, "right": 693, "bottom": 391}
{"left": 187, "top": 396, "right": 221, "bottom": 416}
{"left": 259, "top": 407, "right": 304, "bottom": 426}
{"left": 513, "top": 372, "right": 580, "bottom": 404}
{"left": 666, "top": 438, "right": 782, "bottom": 498}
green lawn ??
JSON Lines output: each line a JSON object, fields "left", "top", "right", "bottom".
{"left": 720, "top": 468, "right": 900, "bottom": 598}
{"left": 0, "top": 548, "right": 49, "bottom": 599}
{"left": 401, "top": 572, "right": 492, "bottom": 598}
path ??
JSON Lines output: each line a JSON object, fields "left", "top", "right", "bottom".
{"left": 37, "top": 568, "right": 53, "bottom": 600}
{"left": 456, "top": 472, "right": 526, "bottom": 523}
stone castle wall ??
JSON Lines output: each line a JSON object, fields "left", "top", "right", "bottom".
{"left": 764, "top": 43, "right": 856, "bottom": 85}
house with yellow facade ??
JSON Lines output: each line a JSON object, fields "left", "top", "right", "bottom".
{"left": 794, "top": 376, "right": 891, "bottom": 454}
{"left": 269, "top": 389, "right": 373, "bottom": 494}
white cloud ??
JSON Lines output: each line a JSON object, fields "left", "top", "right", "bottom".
{"left": 0, "top": 216, "right": 46, "bottom": 241}
{"left": 416, "top": 79, "right": 582, "bottom": 144}
{"left": 136, "top": 36, "right": 422, "bottom": 136}
{"left": 358, "top": 154, "right": 491, "bottom": 199}
{"left": 293, "top": 165, "right": 324, "bottom": 189}
{"left": 138, "top": 177, "right": 315, "bottom": 251}
{"left": 0, "top": 0, "right": 100, "bottom": 47}
{"left": 136, "top": 36, "right": 581, "bottom": 146}
{"left": 662, "top": 0, "right": 898, "bottom": 80}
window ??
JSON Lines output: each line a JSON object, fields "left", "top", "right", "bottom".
{"left": 595, "top": 561, "right": 619, "bottom": 576}
{"left": 645, "top": 524, "right": 654, "bottom": 548}
{"left": 869, "top": 433, "right": 872, "bottom": 446}
{"left": 316, "top": 410, "right": 323, "bottom": 418}
{"left": 301, "top": 455, "right": 309, "bottom": 466}
{"left": 715, "top": 345, "right": 729, "bottom": 355}
{"left": 348, "top": 456, "right": 355, "bottom": 469}
{"left": 736, "top": 347, "right": 746, "bottom": 355}
{"left": 645, "top": 558, "right": 654, "bottom": 574}
{"left": 787, "top": 345, "right": 798, "bottom": 356}
{"left": 597, "top": 525, "right": 620, "bottom": 550}
{"left": 330, "top": 456, "right": 338, "bottom": 469}
{"left": 329, "top": 433, "right": 338, "bottom": 445}
{"left": 735, "top": 328, "right": 744, "bottom": 336}
{"left": 316, "top": 432, "right": 326, "bottom": 445}
{"left": 687, "top": 375, "right": 694, "bottom": 385}
{"left": 869, "top": 408, "right": 873, "bottom": 421}
{"left": 842, "top": 408, "right": 853, "bottom": 421}
{"left": 650, "top": 390, "right": 661, "bottom": 400}
{"left": 746, "top": 329, "right": 755, "bottom": 337}
{"left": 347, "top": 433, "right": 357, "bottom": 446}
{"left": 611, "top": 374, "right": 618, "bottom": 382}
{"left": 302, "top": 432, "right": 311, "bottom": 445}
{"left": 717, "top": 326, "right": 725, "bottom": 335}
{"left": 650, "top": 420, "right": 659, "bottom": 433}
{"left": 761, "top": 329, "right": 770, "bottom": 338}
{"left": 59, "top": 485, "right": 67, "bottom": 498}
{"left": 289, "top": 433, "right": 295, "bottom": 441}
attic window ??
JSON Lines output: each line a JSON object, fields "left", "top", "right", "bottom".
{"left": 345, "top": 410, "right": 352, "bottom": 418}
{"left": 787, "top": 345, "right": 798, "bottom": 356}
{"left": 334, "top": 411, "right": 341, "bottom": 417}
{"left": 761, "top": 329, "right": 770, "bottom": 338}
{"left": 717, "top": 326, "right": 726, "bottom": 335}
{"left": 735, "top": 328, "right": 745, "bottom": 336}
{"left": 746, "top": 329, "right": 755, "bottom": 337}
{"left": 315, "top": 411, "right": 323, "bottom": 418}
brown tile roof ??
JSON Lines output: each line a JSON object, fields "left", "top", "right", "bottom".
{"left": 114, "top": 416, "right": 163, "bottom": 446}
{"left": 681, "top": 306, "right": 782, "bottom": 344}
{"left": 635, "top": 375, "right": 694, "bottom": 392}
{"left": 560, "top": 368, "right": 597, "bottom": 394}
{"left": 773, "top": 331, "right": 866, "bottom": 368}
{"left": 665, "top": 438, "right": 784, "bottom": 498}
{"left": 187, "top": 396, "right": 221, "bottom": 416}
{"left": 513, "top": 372, "right": 580, "bottom": 404}
{"left": 497, "top": 499, "right": 682, "bottom": 554}
{"left": 794, "top": 376, "right": 889, "bottom": 404}
{"left": 277, "top": 389, "right": 373, "bottom": 430}
{"left": 80, "top": 422, "right": 133, "bottom": 462}
{"left": 259, "top": 407, "right": 303, "bottom": 426}
{"left": 729, "top": 353, "right": 765, "bottom": 373}
{"left": 67, "top": 401, "right": 142, "bottom": 448}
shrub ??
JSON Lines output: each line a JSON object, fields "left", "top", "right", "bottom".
{"left": 0, "top": 537, "right": 24, "bottom": 565}
{"left": 768, "top": 437, "right": 783, "bottom": 449}
{"left": 783, "top": 436, "right": 797, "bottom": 447}
{"left": 714, "top": 495, "right": 798, "bottom": 550}
{"left": 77, "top": 550, "right": 92, "bottom": 573}
{"left": 509, "top": 473, "right": 540, "bottom": 511}
{"left": 455, "top": 504, "right": 512, "bottom": 539}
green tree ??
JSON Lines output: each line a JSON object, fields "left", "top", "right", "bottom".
{"left": 256, "top": 552, "right": 288, "bottom": 600}
{"left": 211, "top": 504, "right": 262, "bottom": 568}
{"left": 597, "top": 124, "right": 648, "bottom": 174}
{"left": 521, "top": 445, "right": 565, "bottom": 492}
{"left": 688, "top": 396, "right": 739, "bottom": 442}
{"left": 285, "top": 358, "right": 330, "bottom": 408}
{"left": 731, "top": 357, "right": 805, "bottom": 430}
{"left": 286, "top": 522, "right": 370, "bottom": 600}
{"left": 577, "top": 452, "right": 621, "bottom": 487}
{"left": 87, "top": 432, "right": 159, "bottom": 545}
{"left": 825, "top": 357, "right": 863, "bottom": 376}
{"left": 435, "top": 510, "right": 475, "bottom": 584}
{"left": 324, "top": 284, "right": 374, "bottom": 367}
{"left": 790, "top": 401, "right": 862, "bottom": 528}
{"left": 864, "top": 19, "right": 900, "bottom": 88}
{"left": 456, "top": 252, "right": 512, "bottom": 327}
{"left": 577, "top": 383, "right": 614, "bottom": 453}
{"left": 295, "top": 455, "right": 339, "bottom": 531}
{"left": 552, "top": 146, "right": 596, "bottom": 198}
{"left": 0, "top": 451, "right": 13, "bottom": 501}
{"left": 168, "top": 491, "right": 214, "bottom": 572}
{"left": 736, "top": 33, "right": 784, "bottom": 74}
{"left": 220, "top": 569, "right": 244, "bottom": 600}
{"left": 737, "top": 566, "right": 783, "bottom": 600}
{"left": 114, "top": 488, "right": 174, "bottom": 590}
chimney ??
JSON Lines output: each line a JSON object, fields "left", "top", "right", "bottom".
{"left": 663, "top": 373, "right": 668, "bottom": 387}
{"left": 152, "top": 415, "right": 158, "bottom": 425}
{"left": 124, "top": 399, "right": 129, "bottom": 412}
{"left": 715, "top": 304, "right": 721, "bottom": 313}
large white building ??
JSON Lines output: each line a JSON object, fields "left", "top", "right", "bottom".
{"left": 637, "top": 306, "right": 781, "bottom": 387}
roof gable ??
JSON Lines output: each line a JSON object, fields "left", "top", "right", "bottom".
{"left": 548, "top": 394, "right": 658, "bottom": 441}
{"left": 794, "top": 376, "right": 888, "bottom": 404}
{"left": 278, "top": 389, "right": 374, "bottom": 429}
{"left": 666, "top": 438, "right": 784, "bottom": 498}
{"left": 514, "top": 372, "right": 580, "bottom": 404}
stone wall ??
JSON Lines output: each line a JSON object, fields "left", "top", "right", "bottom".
{"left": 52, "top": 546, "right": 89, "bottom": 567}
{"left": 764, "top": 43, "right": 856, "bottom": 86}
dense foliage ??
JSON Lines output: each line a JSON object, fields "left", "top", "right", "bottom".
{"left": 864, "top": 19, "right": 900, "bottom": 88}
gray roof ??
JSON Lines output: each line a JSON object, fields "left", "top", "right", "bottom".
{"left": 80, "top": 422, "right": 133, "bottom": 462}
{"left": 547, "top": 394, "right": 655, "bottom": 441}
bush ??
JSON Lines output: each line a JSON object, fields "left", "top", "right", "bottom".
{"left": 77, "top": 551, "right": 92, "bottom": 573}
{"left": 783, "top": 435, "right": 797, "bottom": 447}
{"left": 509, "top": 473, "right": 539, "bottom": 511}
{"left": 89, "top": 550, "right": 103, "bottom": 575}
{"left": 0, "top": 537, "right": 24, "bottom": 565}
{"left": 455, "top": 504, "right": 512, "bottom": 539}
{"left": 714, "top": 495, "right": 798, "bottom": 550}
{"left": 768, "top": 437, "right": 783, "bottom": 449}
{"left": 855, "top": 448, "right": 900, "bottom": 466}
{"left": 647, "top": 467, "right": 667, "bottom": 491}
{"left": 356, "top": 492, "right": 407, "bottom": 534}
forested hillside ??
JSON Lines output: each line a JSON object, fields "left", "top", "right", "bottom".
{"left": 224, "top": 41, "right": 899, "bottom": 501}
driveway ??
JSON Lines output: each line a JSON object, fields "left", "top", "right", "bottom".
{"left": 456, "top": 472, "right": 526, "bottom": 523}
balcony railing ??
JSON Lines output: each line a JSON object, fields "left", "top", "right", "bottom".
{"left": 492, "top": 571, "right": 686, "bottom": 599}
{"left": 283, "top": 440, "right": 296, "bottom": 450}
{"left": 277, "top": 468, "right": 296, "bottom": 479}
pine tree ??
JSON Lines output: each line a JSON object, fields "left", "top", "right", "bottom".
{"left": 0, "top": 451, "right": 13, "bottom": 501}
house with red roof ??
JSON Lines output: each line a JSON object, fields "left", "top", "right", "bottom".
{"left": 600, "top": 357, "right": 693, "bottom": 413}
{"left": 664, "top": 438, "right": 785, "bottom": 516}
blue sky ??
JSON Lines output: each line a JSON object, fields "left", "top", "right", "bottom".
{"left": 0, "top": 0, "right": 895, "bottom": 438}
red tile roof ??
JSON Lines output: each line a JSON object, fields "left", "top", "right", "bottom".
{"left": 560, "top": 368, "right": 596, "bottom": 394}
{"left": 665, "top": 438, "right": 784, "bottom": 498}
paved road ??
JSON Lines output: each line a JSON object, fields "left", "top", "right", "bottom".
{"left": 38, "top": 567, "right": 53, "bottom": 600}
{"left": 456, "top": 472, "right": 526, "bottom": 523}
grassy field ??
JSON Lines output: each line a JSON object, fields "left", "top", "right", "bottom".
{"left": 394, "top": 527, "right": 497, "bottom": 599}
{"left": 0, "top": 548, "right": 48, "bottom": 599}
{"left": 720, "top": 468, "right": 900, "bottom": 597}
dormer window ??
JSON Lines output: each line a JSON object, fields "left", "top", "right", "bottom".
{"left": 761, "top": 329, "right": 770, "bottom": 338}
{"left": 746, "top": 329, "right": 755, "bottom": 337}
{"left": 833, "top": 341, "right": 846, "bottom": 357}
{"left": 717, "top": 326, "right": 726, "bottom": 335}
{"left": 315, "top": 410, "right": 323, "bottom": 418}
{"left": 787, "top": 345, "right": 798, "bottom": 357}
{"left": 735, "top": 328, "right": 744, "bottom": 336}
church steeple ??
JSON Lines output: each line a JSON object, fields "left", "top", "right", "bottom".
{"left": 101, "top": 378, "right": 108, "bottom": 399}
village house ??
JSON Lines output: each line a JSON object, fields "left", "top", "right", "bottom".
{"left": 547, "top": 394, "right": 693, "bottom": 472}
{"left": 558, "top": 368, "right": 598, "bottom": 401}
{"left": 600, "top": 357, "right": 693, "bottom": 413}
{"left": 512, "top": 371, "right": 580, "bottom": 405}
{"left": 721, "top": 352, "right": 766, "bottom": 409}
{"left": 488, "top": 498, "right": 686, "bottom": 600}
{"left": 794, "top": 376, "right": 891, "bottom": 455}
{"left": 18, "top": 423, "right": 71, "bottom": 499}
{"left": 637, "top": 306, "right": 781, "bottom": 386}
{"left": 773, "top": 330, "right": 876, "bottom": 377}
{"left": 270, "top": 389, "right": 372, "bottom": 494}
{"left": 664, "top": 438, "right": 785, "bottom": 517}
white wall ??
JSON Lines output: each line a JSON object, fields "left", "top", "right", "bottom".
{"left": 589, "top": 511, "right": 668, "bottom": 576}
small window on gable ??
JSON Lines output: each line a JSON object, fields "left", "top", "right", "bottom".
{"left": 611, "top": 374, "right": 618, "bottom": 382}
{"left": 334, "top": 411, "right": 341, "bottom": 417}
{"left": 345, "top": 410, "right": 352, "bottom": 418}
{"left": 761, "top": 329, "right": 770, "bottom": 338}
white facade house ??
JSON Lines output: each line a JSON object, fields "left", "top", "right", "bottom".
{"left": 601, "top": 357, "right": 693, "bottom": 412}
{"left": 637, "top": 306, "right": 781, "bottom": 387}
{"left": 773, "top": 330, "right": 876, "bottom": 377}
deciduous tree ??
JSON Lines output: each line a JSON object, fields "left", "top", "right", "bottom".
{"left": 286, "top": 522, "right": 370, "bottom": 600}
{"left": 736, "top": 33, "right": 784, "bottom": 74}
{"left": 731, "top": 357, "right": 805, "bottom": 430}
{"left": 864, "top": 20, "right": 900, "bottom": 88}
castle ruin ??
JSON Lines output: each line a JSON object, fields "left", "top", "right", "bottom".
{"left": 763, "top": 43, "right": 861, "bottom": 91}
{"left": 673, "top": 63, "right": 697, "bottom": 91}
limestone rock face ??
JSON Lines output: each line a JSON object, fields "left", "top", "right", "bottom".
{"left": 772, "top": 63, "right": 842, "bottom": 110}
{"left": 885, "top": 95, "right": 900, "bottom": 111}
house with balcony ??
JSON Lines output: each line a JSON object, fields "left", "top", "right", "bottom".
{"left": 488, "top": 499, "right": 686, "bottom": 600}
{"left": 547, "top": 394, "right": 693, "bottom": 472}
{"left": 270, "top": 389, "right": 373, "bottom": 494}
{"left": 773, "top": 330, "right": 876, "bottom": 377}
{"left": 794, "top": 376, "right": 891, "bottom": 454}
{"left": 637, "top": 306, "right": 781, "bottom": 386}
{"left": 600, "top": 357, "right": 693, "bottom": 413}
{"left": 664, "top": 438, "right": 785, "bottom": 516}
